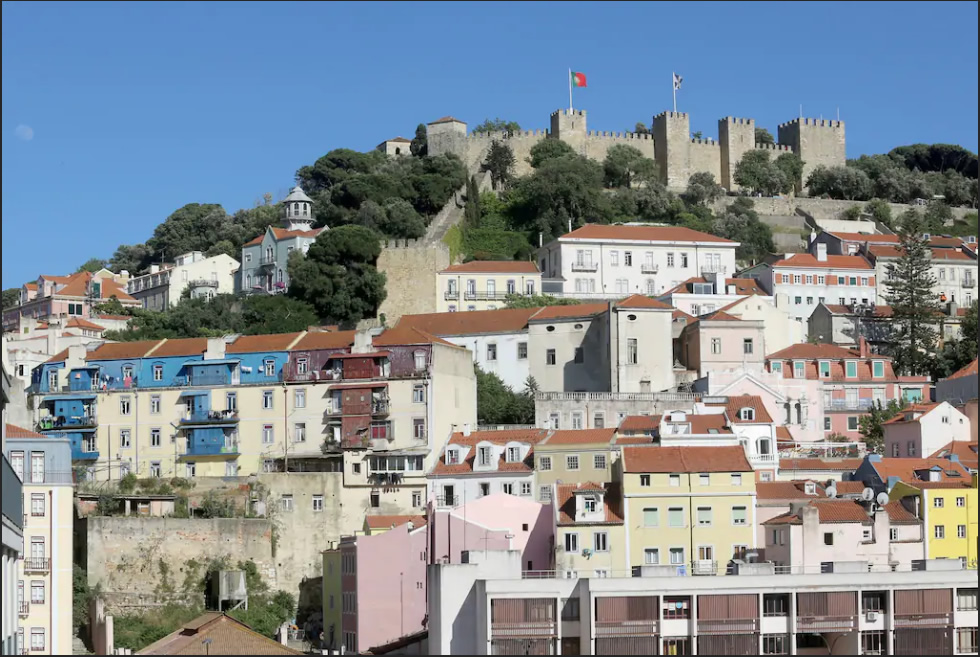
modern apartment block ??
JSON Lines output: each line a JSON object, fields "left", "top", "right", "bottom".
{"left": 4, "top": 426, "right": 73, "bottom": 656}
{"left": 126, "top": 251, "right": 240, "bottom": 310}
{"left": 427, "top": 548, "right": 978, "bottom": 656}
{"left": 538, "top": 224, "right": 739, "bottom": 299}
{"left": 436, "top": 261, "right": 541, "bottom": 313}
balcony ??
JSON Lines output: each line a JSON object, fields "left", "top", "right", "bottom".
{"left": 691, "top": 560, "right": 718, "bottom": 576}
{"left": 19, "top": 602, "right": 30, "bottom": 618}
{"left": 184, "top": 441, "right": 239, "bottom": 458}
{"left": 372, "top": 399, "right": 390, "bottom": 415}
{"left": 701, "top": 265, "right": 728, "bottom": 275}
{"left": 259, "top": 255, "right": 277, "bottom": 267}
{"left": 750, "top": 453, "right": 777, "bottom": 465}
{"left": 188, "top": 278, "right": 219, "bottom": 288}
{"left": 286, "top": 368, "right": 341, "bottom": 383}
{"left": 175, "top": 374, "right": 232, "bottom": 387}
{"left": 893, "top": 612, "right": 953, "bottom": 628}
{"left": 71, "top": 448, "right": 100, "bottom": 462}
{"left": 463, "top": 290, "right": 512, "bottom": 301}
{"left": 37, "top": 415, "right": 98, "bottom": 432}
{"left": 641, "top": 263, "right": 658, "bottom": 274}
{"left": 436, "top": 495, "right": 459, "bottom": 508}
{"left": 963, "top": 278, "right": 976, "bottom": 288}
{"left": 23, "top": 557, "right": 50, "bottom": 574}
{"left": 179, "top": 410, "right": 239, "bottom": 425}
{"left": 826, "top": 399, "right": 875, "bottom": 411}
{"left": 21, "top": 472, "right": 75, "bottom": 486}
{"left": 571, "top": 261, "right": 599, "bottom": 272}
{"left": 697, "top": 618, "right": 760, "bottom": 635}
{"left": 444, "top": 290, "right": 459, "bottom": 301}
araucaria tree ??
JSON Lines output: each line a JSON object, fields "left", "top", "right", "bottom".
{"left": 884, "top": 212, "right": 941, "bottom": 375}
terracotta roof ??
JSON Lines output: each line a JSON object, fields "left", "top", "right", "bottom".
{"left": 756, "top": 481, "right": 824, "bottom": 501}
{"left": 441, "top": 260, "right": 539, "bottom": 274}
{"left": 101, "top": 278, "right": 137, "bottom": 302}
{"left": 661, "top": 413, "right": 733, "bottom": 435}
{"left": 364, "top": 514, "right": 427, "bottom": 531}
{"left": 5, "top": 424, "right": 47, "bottom": 439}
{"left": 431, "top": 429, "right": 548, "bottom": 476}
{"left": 623, "top": 445, "right": 752, "bottom": 473}
{"left": 771, "top": 253, "right": 872, "bottom": 270}
{"left": 835, "top": 481, "right": 870, "bottom": 495}
{"left": 869, "top": 457, "right": 971, "bottom": 483}
{"left": 779, "top": 458, "right": 863, "bottom": 472}
{"left": 699, "top": 310, "right": 742, "bottom": 322}
{"left": 137, "top": 612, "right": 303, "bottom": 655}
{"left": 614, "top": 436, "right": 655, "bottom": 445}
{"left": 767, "top": 343, "right": 864, "bottom": 361}
{"left": 561, "top": 224, "right": 736, "bottom": 244}
{"left": 665, "top": 277, "right": 767, "bottom": 296}
{"left": 718, "top": 395, "right": 774, "bottom": 424}
{"left": 946, "top": 359, "right": 978, "bottom": 381}
{"left": 24, "top": 282, "right": 38, "bottom": 290}
{"left": 397, "top": 308, "right": 539, "bottom": 337}
{"left": 428, "top": 116, "right": 464, "bottom": 125}
{"left": 615, "top": 294, "right": 672, "bottom": 310}
{"left": 149, "top": 338, "right": 210, "bottom": 358}
{"left": 541, "top": 428, "right": 616, "bottom": 446}
{"left": 672, "top": 309, "right": 694, "bottom": 321}
{"left": 386, "top": 137, "right": 411, "bottom": 143}
{"left": 618, "top": 415, "right": 660, "bottom": 433}
{"left": 87, "top": 340, "right": 162, "bottom": 361}
{"left": 45, "top": 348, "right": 70, "bottom": 363}
{"left": 226, "top": 332, "right": 304, "bottom": 354}
{"left": 884, "top": 501, "right": 921, "bottom": 525}
{"left": 763, "top": 500, "right": 873, "bottom": 526}
{"left": 65, "top": 317, "right": 106, "bottom": 331}
{"left": 528, "top": 303, "right": 609, "bottom": 321}
{"left": 929, "top": 441, "right": 978, "bottom": 471}
{"left": 882, "top": 403, "right": 942, "bottom": 425}
{"left": 243, "top": 226, "right": 324, "bottom": 247}
{"left": 868, "top": 245, "right": 974, "bottom": 261}
{"left": 373, "top": 325, "right": 458, "bottom": 348}
{"left": 556, "top": 482, "right": 623, "bottom": 525}
{"left": 775, "top": 426, "right": 794, "bottom": 441}
{"left": 289, "top": 330, "right": 357, "bottom": 351}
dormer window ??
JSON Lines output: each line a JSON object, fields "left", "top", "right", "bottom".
{"left": 739, "top": 408, "right": 755, "bottom": 421}
{"left": 872, "top": 361, "right": 885, "bottom": 378}
{"left": 153, "top": 365, "right": 163, "bottom": 381}
{"left": 447, "top": 449, "right": 460, "bottom": 465}
{"left": 296, "top": 358, "right": 309, "bottom": 375}
{"left": 506, "top": 447, "right": 521, "bottom": 463}
{"left": 414, "top": 351, "right": 426, "bottom": 371}
{"left": 264, "top": 360, "right": 276, "bottom": 377}
{"left": 819, "top": 361, "right": 831, "bottom": 378}
{"left": 478, "top": 447, "right": 493, "bottom": 467}
{"left": 122, "top": 365, "right": 134, "bottom": 379}
{"left": 584, "top": 496, "right": 598, "bottom": 514}
{"left": 793, "top": 362, "right": 805, "bottom": 378}
{"left": 845, "top": 361, "right": 858, "bottom": 378}
{"left": 805, "top": 482, "right": 816, "bottom": 496}
{"left": 771, "top": 361, "right": 783, "bottom": 374}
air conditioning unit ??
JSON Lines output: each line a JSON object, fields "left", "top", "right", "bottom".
{"left": 866, "top": 611, "right": 879, "bottom": 623}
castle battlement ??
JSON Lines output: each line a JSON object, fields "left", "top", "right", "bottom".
{"left": 722, "top": 117, "right": 755, "bottom": 126}
{"left": 584, "top": 131, "right": 653, "bottom": 141}
{"left": 550, "top": 109, "right": 586, "bottom": 118}
{"left": 755, "top": 143, "right": 793, "bottom": 152}
{"left": 778, "top": 118, "right": 844, "bottom": 129}
{"left": 690, "top": 138, "right": 718, "bottom": 146}
{"left": 654, "top": 111, "right": 689, "bottom": 120}
{"left": 382, "top": 238, "right": 424, "bottom": 250}
{"left": 467, "top": 129, "right": 549, "bottom": 140}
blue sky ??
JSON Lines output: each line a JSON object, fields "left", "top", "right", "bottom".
{"left": 3, "top": 1, "right": 978, "bottom": 287}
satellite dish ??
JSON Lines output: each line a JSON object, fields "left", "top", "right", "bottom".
{"left": 825, "top": 484, "right": 838, "bottom": 499}
{"left": 862, "top": 488, "right": 875, "bottom": 502}
{"left": 876, "top": 492, "right": 890, "bottom": 507}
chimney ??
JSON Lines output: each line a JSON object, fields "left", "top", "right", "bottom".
{"left": 568, "top": 219, "right": 572, "bottom": 234}
{"left": 859, "top": 336, "right": 868, "bottom": 359}
{"left": 353, "top": 329, "right": 374, "bottom": 354}
{"left": 816, "top": 243, "right": 828, "bottom": 263}
{"left": 204, "top": 337, "right": 226, "bottom": 360}
{"left": 463, "top": 423, "right": 471, "bottom": 437}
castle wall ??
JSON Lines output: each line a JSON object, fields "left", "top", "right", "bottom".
{"left": 583, "top": 132, "right": 656, "bottom": 171}
{"left": 652, "top": 111, "right": 692, "bottom": 189}
{"left": 464, "top": 131, "right": 548, "bottom": 178}
{"left": 719, "top": 117, "right": 756, "bottom": 191}
{"left": 778, "top": 118, "right": 846, "bottom": 192}
{"left": 689, "top": 139, "right": 722, "bottom": 184}
{"left": 377, "top": 239, "right": 450, "bottom": 324}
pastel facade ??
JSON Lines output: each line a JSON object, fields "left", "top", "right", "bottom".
{"left": 436, "top": 261, "right": 541, "bottom": 313}
{"left": 862, "top": 243, "right": 978, "bottom": 309}
{"left": 657, "top": 274, "right": 770, "bottom": 318}
{"left": 719, "top": 295, "right": 805, "bottom": 357}
{"left": 126, "top": 252, "right": 239, "bottom": 310}
{"left": 883, "top": 402, "right": 972, "bottom": 460}
{"left": 2, "top": 270, "right": 138, "bottom": 333}
{"left": 5, "top": 426, "right": 74, "bottom": 656}
{"left": 538, "top": 224, "right": 738, "bottom": 299}
{"left": 534, "top": 429, "right": 618, "bottom": 499}
{"left": 679, "top": 310, "right": 766, "bottom": 378}
{"left": 2, "top": 360, "right": 25, "bottom": 657}
{"left": 554, "top": 482, "right": 626, "bottom": 577}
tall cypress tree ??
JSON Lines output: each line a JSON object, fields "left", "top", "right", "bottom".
{"left": 884, "top": 212, "right": 941, "bottom": 375}
{"left": 463, "top": 175, "right": 481, "bottom": 228}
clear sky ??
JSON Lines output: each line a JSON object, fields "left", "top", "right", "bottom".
{"left": 3, "top": 0, "right": 978, "bottom": 287}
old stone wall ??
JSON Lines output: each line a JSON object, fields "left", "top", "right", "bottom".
{"left": 777, "top": 118, "right": 846, "bottom": 192}
{"left": 689, "top": 139, "right": 722, "bottom": 184}
{"left": 464, "top": 131, "right": 548, "bottom": 178}
{"left": 377, "top": 239, "right": 451, "bottom": 324}
{"left": 714, "top": 196, "right": 975, "bottom": 227}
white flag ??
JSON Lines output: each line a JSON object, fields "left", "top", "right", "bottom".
{"left": 673, "top": 73, "right": 683, "bottom": 91}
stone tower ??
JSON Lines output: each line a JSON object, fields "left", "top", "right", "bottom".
{"left": 652, "top": 112, "right": 691, "bottom": 189}
{"left": 550, "top": 109, "right": 588, "bottom": 155}
{"left": 718, "top": 117, "right": 756, "bottom": 191}
{"left": 777, "top": 118, "right": 846, "bottom": 192}
{"left": 426, "top": 116, "right": 468, "bottom": 160}
{"left": 281, "top": 186, "right": 315, "bottom": 231}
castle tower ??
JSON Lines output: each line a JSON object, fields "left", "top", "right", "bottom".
{"left": 652, "top": 111, "right": 691, "bottom": 189}
{"left": 718, "top": 117, "right": 756, "bottom": 191}
{"left": 426, "top": 116, "right": 468, "bottom": 160}
{"left": 777, "top": 118, "right": 846, "bottom": 193}
{"left": 550, "top": 109, "right": 588, "bottom": 155}
{"left": 281, "top": 186, "right": 315, "bottom": 230}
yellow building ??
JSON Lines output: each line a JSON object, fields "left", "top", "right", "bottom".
{"left": 321, "top": 547, "right": 343, "bottom": 652}
{"left": 891, "top": 475, "right": 978, "bottom": 568}
{"left": 436, "top": 261, "right": 542, "bottom": 313}
{"left": 5, "top": 425, "right": 74, "bottom": 656}
{"left": 554, "top": 482, "right": 626, "bottom": 576}
{"left": 534, "top": 428, "right": 617, "bottom": 502}
{"left": 621, "top": 445, "right": 757, "bottom": 575}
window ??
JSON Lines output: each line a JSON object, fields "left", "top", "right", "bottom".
{"left": 370, "top": 491, "right": 381, "bottom": 507}
{"left": 819, "top": 361, "right": 831, "bottom": 378}
{"left": 668, "top": 507, "right": 684, "bottom": 528}
{"left": 503, "top": 483, "right": 514, "bottom": 495}
{"left": 795, "top": 297, "right": 802, "bottom": 306}
{"left": 742, "top": 338, "right": 754, "bottom": 355}
{"left": 413, "top": 418, "right": 426, "bottom": 440}
{"left": 794, "top": 361, "right": 805, "bottom": 378}
{"left": 409, "top": 383, "right": 426, "bottom": 404}
{"left": 669, "top": 474, "right": 681, "bottom": 487}
{"left": 540, "top": 486, "right": 552, "bottom": 503}
{"left": 571, "top": 412, "right": 584, "bottom": 430}
{"left": 640, "top": 474, "right": 651, "bottom": 487}
{"left": 610, "top": 250, "right": 619, "bottom": 267}
{"left": 506, "top": 446, "right": 521, "bottom": 463}
{"left": 520, "top": 482, "right": 532, "bottom": 496}
{"left": 594, "top": 454, "right": 607, "bottom": 470}
{"left": 739, "top": 407, "right": 755, "bottom": 421}
{"left": 934, "top": 497, "right": 945, "bottom": 508}
{"left": 294, "top": 389, "right": 306, "bottom": 408}
{"left": 119, "top": 429, "right": 131, "bottom": 449}
{"left": 644, "top": 548, "right": 660, "bottom": 565}
{"left": 824, "top": 532, "right": 834, "bottom": 546}
{"left": 294, "top": 423, "right": 306, "bottom": 443}
{"left": 624, "top": 251, "right": 633, "bottom": 266}
{"left": 697, "top": 507, "right": 712, "bottom": 526}
{"left": 763, "top": 594, "right": 789, "bottom": 617}
{"left": 149, "top": 461, "right": 161, "bottom": 478}
{"left": 957, "top": 588, "right": 978, "bottom": 611}
{"left": 30, "top": 494, "right": 44, "bottom": 517}
{"left": 561, "top": 598, "right": 580, "bottom": 622}
{"left": 120, "top": 397, "right": 131, "bottom": 415}
{"left": 539, "top": 456, "right": 552, "bottom": 471}
{"left": 762, "top": 635, "right": 789, "bottom": 655}
{"left": 153, "top": 364, "right": 163, "bottom": 381}
{"left": 30, "top": 628, "right": 45, "bottom": 652}
{"left": 226, "top": 392, "right": 237, "bottom": 411}
{"left": 549, "top": 413, "right": 560, "bottom": 430}
{"left": 958, "top": 525, "right": 967, "bottom": 539}
{"left": 264, "top": 360, "right": 276, "bottom": 377}
{"left": 667, "top": 253, "right": 675, "bottom": 267}
{"left": 150, "top": 428, "right": 161, "bottom": 447}
{"left": 958, "top": 629, "right": 978, "bottom": 654}
{"left": 957, "top": 497, "right": 966, "bottom": 507}
{"left": 643, "top": 508, "right": 659, "bottom": 527}
{"left": 546, "top": 349, "right": 556, "bottom": 366}
{"left": 593, "top": 412, "right": 605, "bottom": 429}
{"left": 186, "top": 462, "right": 196, "bottom": 477}
{"left": 573, "top": 347, "right": 584, "bottom": 364}
{"left": 262, "top": 390, "right": 274, "bottom": 409}
{"left": 280, "top": 495, "right": 294, "bottom": 512}
{"left": 872, "top": 361, "right": 884, "bottom": 378}
{"left": 732, "top": 506, "right": 747, "bottom": 526}
{"left": 890, "top": 527, "right": 899, "bottom": 541}
{"left": 594, "top": 532, "right": 609, "bottom": 552}
{"left": 847, "top": 417, "right": 859, "bottom": 431}
{"left": 567, "top": 455, "right": 580, "bottom": 471}
{"left": 312, "top": 495, "right": 324, "bottom": 512}
{"left": 669, "top": 548, "right": 685, "bottom": 565}
{"left": 262, "top": 425, "right": 274, "bottom": 444}
{"left": 907, "top": 440, "right": 916, "bottom": 456}
{"left": 295, "top": 357, "right": 309, "bottom": 375}
{"left": 731, "top": 473, "right": 742, "bottom": 486}
{"left": 699, "top": 473, "right": 710, "bottom": 486}
{"left": 711, "top": 338, "right": 722, "bottom": 355}
{"left": 771, "top": 361, "right": 782, "bottom": 374}
{"left": 845, "top": 361, "right": 858, "bottom": 378}
{"left": 478, "top": 447, "right": 493, "bottom": 467}
{"left": 150, "top": 395, "right": 161, "bottom": 414}
{"left": 564, "top": 533, "right": 579, "bottom": 553}
{"left": 487, "top": 343, "right": 497, "bottom": 361}
{"left": 412, "top": 491, "right": 423, "bottom": 508}
{"left": 414, "top": 350, "right": 426, "bottom": 371}
{"left": 627, "top": 338, "right": 638, "bottom": 364}
{"left": 681, "top": 253, "right": 689, "bottom": 268}
{"left": 517, "top": 342, "right": 528, "bottom": 360}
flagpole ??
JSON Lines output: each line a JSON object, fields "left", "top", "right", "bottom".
{"left": 569, "top": 68, "right": 573, "bottom": 112}
{"left": 672, "top": 71, "right": 677, "bottom": 113}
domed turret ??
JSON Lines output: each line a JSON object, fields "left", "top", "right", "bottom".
{"left": 282, "top": 185, "right": 315, "bottom": 230}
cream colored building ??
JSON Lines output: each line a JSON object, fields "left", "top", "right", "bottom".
{"left": 718, "top": 294, "right": 805, "bottom": 357}
{"left": 127, "top": 251, "right": 240, "bottom": 311}
{"left": 437, "top": 261, "right": 541, "bottom": 313}
{"left": 5, "top": 426, "right": 73, "bottom": 656}
{"left": 554, "top": 482, "right": 626, "bottom": 577}
{"left": 534, "top": 428, "right": 617, "bottom": 502}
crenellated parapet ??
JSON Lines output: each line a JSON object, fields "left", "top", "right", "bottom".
{"left": 754, "top": 143, "right": 793, "bottom": 152}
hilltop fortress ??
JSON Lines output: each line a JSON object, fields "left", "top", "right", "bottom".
{"left": 422, "top": 108, "right": 846, "bottom": 191}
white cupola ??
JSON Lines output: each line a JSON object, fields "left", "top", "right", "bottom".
{"left": 281, "top": 185, "right": 315, "bottom": 230}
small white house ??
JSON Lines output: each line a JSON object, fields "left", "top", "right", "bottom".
{"left": 883, "top": 402, "right": 972, "bottom": 459}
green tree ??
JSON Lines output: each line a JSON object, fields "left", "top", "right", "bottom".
{"left": 146, "top": 203, "right": 231, "bottom": 262}
{"left": 240, "top": 296, "right": 319, "bottom": 335}
{"left": 109, "top": 243, "right": 152, "bottom": 275}
{"left": 473, "top": 118, "right": 521, "bottom": 134}
{"left": 287, "top": 225, "right": 387, "bottom": 327}
{"left": 691, "top": 131, "right": 703, "bottom": 140}
{"left": 755, "top": 128, "right": 775, "bottom": 146}
{"left": 508, "top": 155, "right": 610, "bottom": 240}
{"left": 475, "top": 367, "right": 535, "bottom": 424}
{"left": 774, "top": 153, "right": 804, "bottom": 191}
{"left": 683, "top": 172, "right": 724, "bottom": 207}
{"left": 2, "top": 288, "right": 20, "bottom": 311}
{"left": 353, "top": 200, "right": 387, "bottom": 232}
{"left": 884, "top": 212, "right": 942, "bottom": 375}
{"left": 205, "top": 239, "right": 238, "bottom": 259}
{"left": 634, "top": 122, "right": 649, "bottom": 135}
{"left": 806, "top": 165, "right": 873, "bottom": 201}
{"left": 734, "top": 150, "right": 788, "bottom": 197}
{"left": 296, "top": 148, "right": 386, "bottom": 195}
{"left": 603, "top": 144, "right": 657, "bottom": 189}
{"left": 409, "top": 123, "right": 428, "bottom": 157}
{"left": 504, "top": 294, "right": 580, "bottom": 309}
{"left": 527, "top": 139, "right": 576, "bottom": 169}
{"left": 482, "top": 141, "right": 516, "bottom": 191}
{"left": 715, "top": 198, "right": 776, "bottom": 263}
{"left": 888, "top": 143, "right": 978, "bottom": 178}
{"left": 859, "top": 399, "right": 907, "bottom": 454}
{"left": 933, "top": 302, "right": 979, "bottom": 379}
{"left": 464, "top": 176, "right": 482, "bottom": 227}
{"left": 76, "top": 258, "right": 107, "bottom": 273}
{"left": 865, "top": 199, "right": 893, "bottom": 227}
{"left": 381, "top": 198, "right": 426, "bottom": 239}
{"left": 923, "top": 201, "right": 953, "bottom": 233}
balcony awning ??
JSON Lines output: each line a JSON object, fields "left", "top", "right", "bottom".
{"left": 327, "top": 351, "right": 391, "bottom": 360}
{"left": 328, "top": 382, "right": 389, "bottom": 390}
{"left": 178, "top": 390, "right": 210, "bottom": 397}
{"left": 42, "top": 394, "right": 98, "bottom": 401}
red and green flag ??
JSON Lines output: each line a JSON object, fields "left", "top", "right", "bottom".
{"left": 571, "top": 71, "right": 587, "bottom": 88}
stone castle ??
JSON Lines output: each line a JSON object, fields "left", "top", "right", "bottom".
{"left": 424, "top": 108, "right": 846, "bottom": 191}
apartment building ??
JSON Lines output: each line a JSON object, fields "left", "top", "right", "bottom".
{"left": 765, "top": 341, "right": 931, "bottom": 442}
{"left": 658, "top": 274, "right": 769, "bottom": 317}
{"left": 2, "top": 358, "right": 25, "bottom": 657}
{"left": 126, "top": 251, "right": 239, "bottom": 310}
{"left": 864, "top": 243, "right": 977, "bottom": 308}
{"left": 808, "top": 302, "right": 969, "bottom": 350}
{"left": 708, "top": 294, "right": 805, "bottom": 357}
{"left": 428, "top": 548, "right": 979, "bottom": 656}
{"left": 554, "top": 482, "right": 625, "bottom": 578}
{"left": 621, "top": 445, "right": 757, "bottom": 574}
{"left": 538, "top": 224, "right": 739, "bottom": 299}
{"left": 882, "top": 402, "right": 972, "bottom": 460}
{"left": 678, "top": 310, "right": 766, "bottom": 378}
{"left": 812, "top": 230, "right": 972, "bottom": 257}
{"left": 2, "top": 270, "right": 138, "bottom": 333}
{"left": 4, "top": 425, "right": 73, "bottom": 656}
{"left": 534, "top": 429, "right": 618, "bottom": 498}
{"left": 436, "top": 261, "right": 541, "bottom": 313}
{"left": 239, "top": 186, "right": 324, "bottom": 295}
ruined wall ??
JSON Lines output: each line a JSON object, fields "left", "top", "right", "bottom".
{"left": 377, "top": 239, "right": 451, "bottom": 324}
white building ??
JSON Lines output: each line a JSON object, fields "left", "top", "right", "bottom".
{"left": 127, "top": 251, "right": 240, "bottom": 310}
{"left": 863, "top": 243, "right": 977, "bottom": 309}
{"left": 658, "top": 273, "right": 770, "bottom": 317}
{"left": 717, "top": 295, "right": 805, "bottom": 357}
{"left": 883, "top": 402, "right": 973, "bottom": 460}
{"left": 427, "top": 548, "right": 978, "bottom": 656}
{"left": 436, "top": 261, "right": 541, "bottom": 313}
{"left": 3, "top": 317, "right": 106, "bottom": 390}
{"left": 538, "top": 224, "right": 739, "bottom": 299}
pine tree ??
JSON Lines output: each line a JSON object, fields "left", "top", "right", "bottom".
{"left": 884, "top": 212, "right": 941, "bottom": 375}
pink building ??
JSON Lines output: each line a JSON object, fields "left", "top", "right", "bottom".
{"left": 3, "top": 270, "right": 139, "bottom": 332}
{"left": 766, "top": 340, "right": 931, "bottom": 442}
{"left": 679, "top": 310, "right": 766, "bottom": 378}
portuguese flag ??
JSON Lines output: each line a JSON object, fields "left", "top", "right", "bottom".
{"left": 571, "top": 71, "right": 587, "bottom": 87}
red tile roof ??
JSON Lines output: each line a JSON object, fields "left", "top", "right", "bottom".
{"left": 623, "top": 445, "right": 752, "bottom": 473}
{"left": 615, "top": 294, "right": 672, "bottom": 310}
{"left": 771, "top": 254, "right": 872, "bottom": 270}
{"left": 431, "top": 429, "right": 548, "bottom": 476}
{"left": 756, "top": 481, "right": 824, "bottom": 501}
{"left": 828, "top": 232, "right": 898, "bottom": 243}
{"left": 946, "top": 359, "right": 978, "bottom": 381}
{"left": 86, "top": 340, "right": 162, "bottom": 361}
{"left": 556, "top": 483, "right": 623, "bottom": 525}
{"left": 289, "top": 330, "right": 357, "bottom": 351}
{"left": 150, "top": 338, "right": 210, "bottom": 358}
{"left": 775, "top": 426, "right": 794, "bottom": 442}
{"left": 227, "top": 332, "right": 305, "bottom": 353}
{"left": 397, "top": 308, "right": 540, "bottom": 336}
{"left": 700, "top": 310, "right": 742, "bottom": 322}
{"left": 665, "top": 277, "right": 767, "bottom": 296}
{"left": 779, "top": 458, "right": 863, "bottom": 473}
{"left": 868, "top": 245, "right": 974, "bottom": 261}
{"left": 763, "top": 500, "right": 873, "bottom": 526}
{"left": 441, "top": 261, "right": 539, "bottom": 274}
{"left": 661, "top": 413, "right": 733, "bottom": 435}
{"left": 767, "top": 343, "right": 865, "bottom": 361}
{"left": 364, "top": 515, "right": 427, "bottom": 531}
{"left": 243, "top": 226, "right": 324, "bottom": 247}
{"left": 541, "top": 428, "right": 616, "bottom": 446}
{"left": 618, "top": 415, "right": 660, "bottom": 433}
{"left": 373, "top": 325, "right": 458, "bottom": 348}
{"left": 5, "top": 424, "right": 47, "bottom": 439}
{"left": 429, "top": 116, "right": 463, "bottom": 125}
{"left": 719, "top": 395, "right": 774, "bottom": 424}
{"left": 561, "top": 224, "right": 736, "bottom": 244}
{"left": 138, "top": 612, "right": 303, "bottom": 655}
{"left": 869, "top": 457, "right": 971, "bottom": 483}
{"left": 884, "top": 501, "right": 921, "bottom": 525}
{"left": 929, "top": 441, "right": 978, "bottom": 471}
{"left": 65, "top": 317, "right": 106, "bottom": 331}
{"left": 528, "top": 303, "right": 609, "bottom": 321}
{"left": 882, "top": 403, "right": 942, "bottom": 425}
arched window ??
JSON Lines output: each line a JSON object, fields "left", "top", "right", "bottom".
{"left": 302, "top": 203, "right": 308, "bottom": 216}
{"left": 246, "top": 274, "right": 252, "bottom": 288}
{"left": 758, "top": 439, "right": 771, "bottom": 456}
{"left": 739, "top": 408, "right": 755, "bottom": 421}
{"left": 277, "top": 269, "right": 284, "bottom": 283}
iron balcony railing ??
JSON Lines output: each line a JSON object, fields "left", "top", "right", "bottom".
{"left": 2, "top": 456, "right": 24, "bottom": 531}
{"left": 827, "top": 399, "right": 875, "bottom": 411}
{"left": 19, "top": 602, "right": 30, "bottom": 617}
{"left": 963, "top": 278, "right": 976, "bottom": 288}
{"left": 641, "top": 263, "right": 659, "bottom": 274}
{"left": 23, "top": 472, "right": 75, "bottom": 486}
{"left": 893, "top": 612, "right": 953, "bottom": 628}
{"left": 37, "top": 415, "right": 98, "bottom": 431}
{"left": 180, "top": 410, "right": 240, "bottom": 424}
{"left": 372, "top": 399, "right": 390, "bottom": 415}
{"left": 23, "top": 557, "right": 50, "bottom": 574}
{"left": 259, "top": 255, "right": 277, "bottom": 266}
{"left": 444, "top": 290, "right": 459, "bottom": 300}
{"left": 464, "top": 291, "right": 512, "bottom": 301}
{"left": 701, "top": 264, "right": 728, "bottom": 275}
{"left": 571, "top": 261, "right": 599, "bottom": 272}
{"left": 174, "top": 373, "right": 233, "bottom": 387}
{"left": 188, "top": 278, "right": 219, "bottom": 288}
{"left": 435, "top": 496, "right": 459, "bottom": 508}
